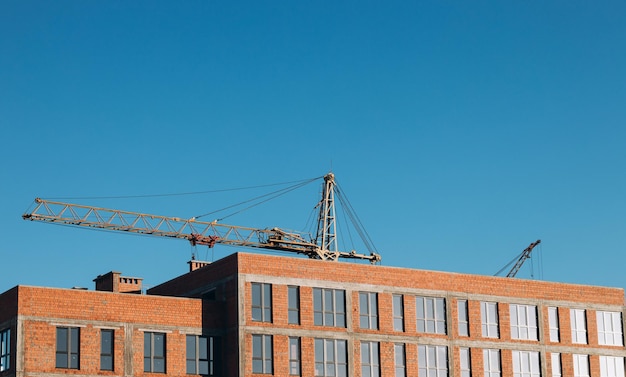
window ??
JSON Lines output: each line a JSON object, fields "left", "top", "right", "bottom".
{"left": 361, "top": 341, "right": 380, "bottom": 377}
{"left": 600, "top": 356, "right": 625, "bottom": 377}
{"left": 395, "top": 344, "right": 406, "bottom": 377}
{"left": 597, "top": 311, "right": 624, "bottom": 346}
{"left": 186, "top": 335, "right": 215, "bottom": 376}
{"left": 289, "top": 337, "right": 301, "bottom": 376}
{"left": 314, "top": 338, "right": 347, "bottom": 377}
{"left": 360, "top": 292, "right": 379, "bottom": 330}
{"left": 101, "top": 329, "right": 114, "bottom": 371}
{"left": 144, "top": 332, "right": 166, "bottom": 373}
{"left": 0, "top": 328, "right": 9, "bottom": 372}
{"left": 458, "top": 300, "right": 469, "bottom": 336}
{"left": 460, "top": 348, "right": 471, "bottom": 377}
{"left": 313, "top": 288, "right": 346, "bottom": 327}
{"left": 252, "top": 335, "right": 272, "bottom": 374}
{"left": 418, "top": 345, "right": 448, "bottom": 377}
{"left": 484, "top": 349, "right": 501, "bottom": 377}
{"left": 252, "top": 283, "right": 272, "bottom": 323}
{"left": 573, "top": 354, "right": 589, "bottom": 377}
{"left": 551, "top": 353, "right": 561, "bottom": 377}
{"left": 288, "top": 286, "right": 300, "bottom": 325}
{"left": 393, "top": 295, "right": 404, "bottom": 332}
{"left": 571, "top": 309, "right": 587, "bottom": 344}
{"left": 481, "top": 302, "right": 499, "bottom": 338}
{"left": 512, "top": 351, "right": 540, "bottom": 377}
{"left": 56, "top": 327, "right": 80, "bottom": 369}
{"left": 548, "top": 307, "right": 559, "bottom": 342}
{"left": 510, "top": 304, "right": 538, "bottom": 340}
{"left": 416, "top": 296, "right": 446, "bottom": 334}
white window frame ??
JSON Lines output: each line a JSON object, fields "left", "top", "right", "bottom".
{"left": 314, "top": 338, "right": 347, "bottom": 377}
{"left": 416, "top": 296, "right": 447, "bottom": 334}
{"left": 313, "top": 288, "right": 346, "bottom": 328}
{"left": 597, "top": 311, "right": 624, "bottom": 346}
{"left": 458, "top": 300, "right": 469, "bottom": 337}
{"left": 548, "top": 307, "right": 560, "bottom": 342}
{"left": 571, "top": 309, "right": 588, "bottom": 344}
{"left": 393, "top": 294, "right": 404, "bottom": 332}
{"left": 481, "top": 302, "right": 499, "bottom": 338}
{"left": 460, "top": 347, "right": 471, "bottom": 377}
{"left": 484, "top": 349, "right": 501, "bottom": 377}
{"left": 418, "top": 345, "right": 448, "bottom": 377}
{"left": 361, "top": 341, "right": 380, "bottom": 377}
{"left": 395, "top": 344, "right": 406, "bottom": 377}
{"left": 512, "top": 350, "right": 540, "bottom": 377}
{"left": 510, "top": 304, "right": 538, "bottom": 340}
{"left": 551, "top": 353, "right": 561, "bottom": 377}
{"left": 573, "top": 354, "right": 589, "bottom": 377}
{"left": 289, "top": 337, "right": 301, "bottom": 376}
{"left": 600, "top": 356, "right": 625, "bottom": 377}
{"left": 359, "top": 292, "right": 379, "bottom": 330}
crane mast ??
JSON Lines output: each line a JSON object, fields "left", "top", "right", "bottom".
{"left": 22, "top": 174, "right": 381, "bottom": 264}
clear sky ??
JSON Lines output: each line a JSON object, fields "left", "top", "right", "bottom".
{"left": 1, "top": 1, "right": 625, "bottom": 294}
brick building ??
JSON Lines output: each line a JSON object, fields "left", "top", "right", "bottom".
{"left": 1, "top": 252, "right": 625, "bottom": 377}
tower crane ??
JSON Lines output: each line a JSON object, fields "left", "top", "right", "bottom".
{"left": 495, "top": 240, "right": 542, "bottom": 278}
{"left": 22, "top": 173, "right": 382, "bottom": 264}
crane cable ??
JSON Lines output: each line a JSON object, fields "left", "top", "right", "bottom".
{"left": 194, "top": 176, "right": 322, "bottom": 221}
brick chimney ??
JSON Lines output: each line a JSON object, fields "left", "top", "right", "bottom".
{"left": 94, "top": 271, "right": 143, "bottom": 294}
{"left": 188, "top": 259, "right": 211, "bottom": 272}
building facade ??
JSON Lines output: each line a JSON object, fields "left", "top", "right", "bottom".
{"left": 0, "top": 252, "right": 625, "bottom": 377}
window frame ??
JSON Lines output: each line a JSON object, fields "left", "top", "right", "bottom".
{"left": 288, "top": 286, "right": 300, "bottom": 325}
{"left": 186, "top": 335, "right": 215, "bottom": 376}
{"left": 359, "top": 292, "right": 379, "bottom": 330}
{"left": 418, "top": 345, "right": 448, "bottom": 377}
{"left": 393, "top": 295, "right": 404, "bottom": 332}
{"left": 144, "top": 332, "right": 166, "bottom": 373}
{"left": 548, "top": 307, "right": 560, "bottom": 342}
{"left": 252, "top": 334, "right": 273, "bottom": 374}
{"left": 416, "top": 296, "right": 447, "bottom": 334}
{"left": 100, "top": 329, "right": 114, "bottom": 371}
{"left": 394, "top": 343, "right": 406, "bottom": 377}
{"left": 512, "top": 350, "right": 540, "bottom": 377}
{"left": 551, "top": 353, "right": 561, "bottom": 377}
{"left": 0, "top": 328, "right": 10, "bottom": 372}
{"left": 483, "top": 349, "right": 501, "bottom": 377}
{"left": 573, "top": 354, "right": 589, "bottom": 377}
{"left": 251, "top": 282, "right": 272, "bottom": 323}
{"left": 314, "top": 338, "right": 347, "bottom": 377}
{"left": 481, "top": 302, "right": 499, "bottom": 338}
{"left": 599, "top": 356, "right": 625, "bottom": 377}
{"left": 361, "top": 341, "right": 380, "bottom": 377}
{"left": 56, "top": 326, "right": 80, "bottom": 369}
{"left": 597, "top": 311, "right": 624, "bottom": 346}
{"left": 289, "top": 337, "right": 301, "bottom": 376}
{"left": 571, "top": 309, "right": 588, "bottom": 344}
{"left": 460, "top": 347, "right": 471, "bottom": 377}
{"left": 510, "top": 304, "right": 538, "bottom": 340}
{"left": 458, "top": 300, "right": 469, "bottom": 337}
{"left": 313, "top": 288, "right": 346, "bottom": 328}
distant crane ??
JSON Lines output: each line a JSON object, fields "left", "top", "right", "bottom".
{"left": 22, "top": 173, "right": 382, "bottom": 264}
{"left": 495, "top": 240, "right": 542, "bottom": 278}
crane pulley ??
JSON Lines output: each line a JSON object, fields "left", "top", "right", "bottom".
{"left": 22, "top": 173, "right": 382, "bottom": 264}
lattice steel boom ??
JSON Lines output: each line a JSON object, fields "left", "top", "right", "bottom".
{"left": 22, "top": 177, "right": 381, "bottom": 263}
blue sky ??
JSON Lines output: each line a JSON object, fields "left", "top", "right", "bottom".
{"left": 1, "top": 1, "right": 625, "bottom": 293}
